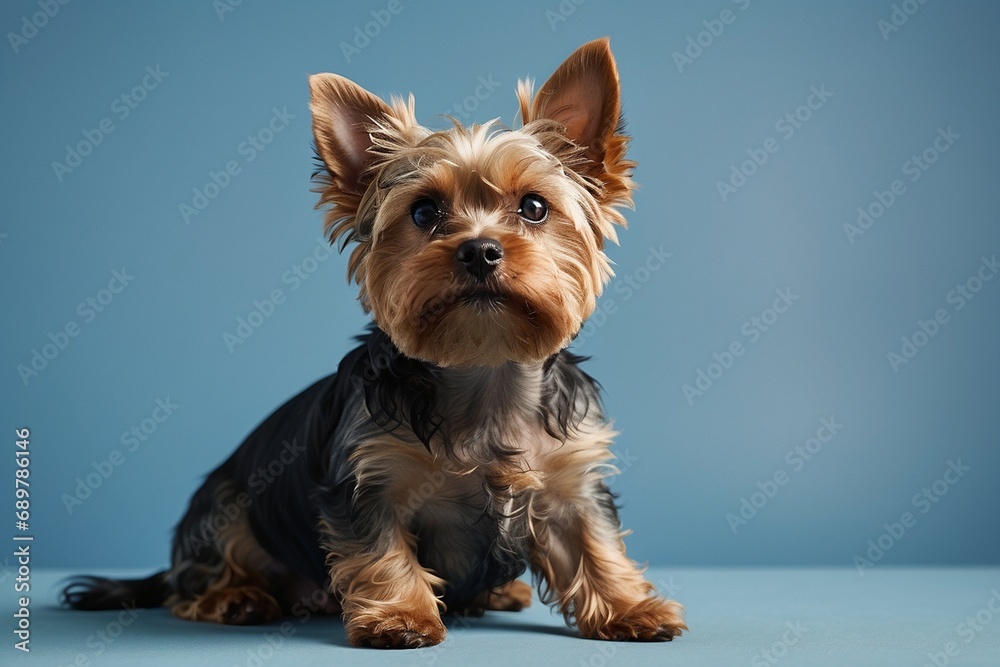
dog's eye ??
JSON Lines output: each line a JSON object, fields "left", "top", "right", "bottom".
{"left": 410, "top": 198, "right": 440, "bottom": 228}
{"left": 518, "top": 194, "right": 548, "bottom": 223}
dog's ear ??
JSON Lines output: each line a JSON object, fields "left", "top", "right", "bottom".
{"left": 522, "top": 38, "right": 626, "bottom": 175}
{"left": 309, "top": 73, "right": 394, "bottom": 195}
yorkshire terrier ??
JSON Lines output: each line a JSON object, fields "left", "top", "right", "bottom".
{"left": 62, "top": 38, "right": 686, "bottom": 648}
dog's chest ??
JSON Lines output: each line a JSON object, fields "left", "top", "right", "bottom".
{"left": 409, "top": 421, "right": 547, "bottom": 537}
{"left": 403, "top": 423, "right": 553, "bottom": 602}
{"left": 410, "top": 474, "right": 529, "bottom": 604}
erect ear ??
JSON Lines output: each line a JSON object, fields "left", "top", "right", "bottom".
{"left": 309, "top": 73, "right": 393, "bottom": 195}
{"left": 526, "top": 37, "right": 623, "bottom": 170}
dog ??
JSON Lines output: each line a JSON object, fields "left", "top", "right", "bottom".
{"left": 62, "top": 38, "right": 686, "bottom": 648}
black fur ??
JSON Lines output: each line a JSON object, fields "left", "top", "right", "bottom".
{"left": 61, "top": 571, "right": 169, "bottom": 610}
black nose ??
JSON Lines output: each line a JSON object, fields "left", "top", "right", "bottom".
{"left": 456, "top": 238, "right": 503, "bottom": 281}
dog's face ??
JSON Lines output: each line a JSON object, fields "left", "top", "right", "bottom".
{"left": 309, "top": 38, "right": 633, "bottom": 367}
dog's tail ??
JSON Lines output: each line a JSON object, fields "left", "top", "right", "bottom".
{"left": 60, "top": 570, "right": 171, "bottom": 610}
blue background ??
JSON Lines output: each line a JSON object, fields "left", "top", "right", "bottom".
{"left": 2, "top": 0, "right": 998, "bottom": 571}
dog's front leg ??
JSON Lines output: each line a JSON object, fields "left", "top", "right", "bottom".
{"left": 324, "top": 519, "right": 446, "bottom": 648}
{"left": 530, "top": 476, "right": 687, "bottom": 641}
{"left": 321, "top": 467, "right": 446, "bottom": 650}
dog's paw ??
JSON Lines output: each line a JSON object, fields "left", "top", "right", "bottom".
{"left": 485, "top": 579, "right": 533, "bottom": 612}
{"left": 582, "top": 597, "right": 687, "bottom": 642}
{"left": 347, "top": 612, "right": 446, "bottom": 649}
{"left": 171, "top": 585, "right": 281, "bottom": 625}
{"left": 219, "top": 589, "right": 282, "bottom": 626}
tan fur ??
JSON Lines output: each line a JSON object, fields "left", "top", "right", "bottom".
{"left": 480, "top": 579, "right": 533, "bottom": 612}
{"left": 334, "top": 541, "right": 446, "bottom": 648}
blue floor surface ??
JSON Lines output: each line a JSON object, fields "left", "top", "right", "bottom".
{"left": 3, "top": 567, "right": 999, "bottom": 666}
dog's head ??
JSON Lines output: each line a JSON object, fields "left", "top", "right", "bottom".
{"left": 309, "top": 38, "right": 633, "bottom": 367}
